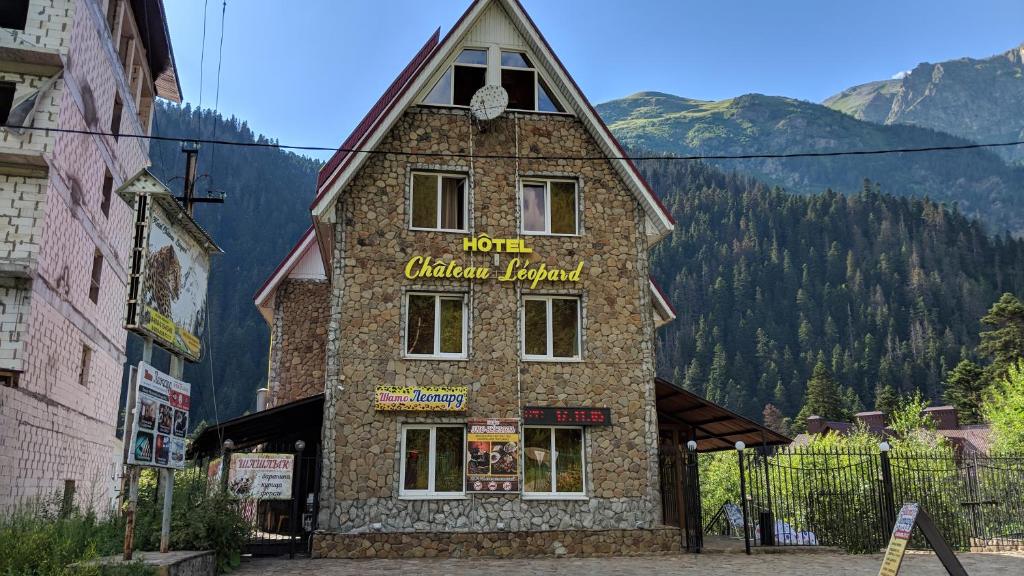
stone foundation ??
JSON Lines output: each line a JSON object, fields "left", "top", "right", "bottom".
{"left": 312, "top": 527, "right": 682, "bottom": 559}
{"left": 74, "top": 551, "right": 215, "bottom": 576}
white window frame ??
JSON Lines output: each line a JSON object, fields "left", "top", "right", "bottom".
{"left": 409, "top": 172, "right": 469, "bottom": 233}
{"left": 424, "top": 47, "right": 488, "bottom": 107}
{"left": 520, "top": 179, "right": 579, "bottom": 236}
{"left": 399, "top": 424, "right": 467, "bottom": 499}
{"left": 500, "top": 50, "right": 538, "bottom": 112}
{"left": 522, "top": 295, "right": 581, "bottom": 361}
{"left": 522, "top": 425, "right": 587, "bottom": 500}
{"left": 404, "top": 292, "right": 468, "bottom": 359}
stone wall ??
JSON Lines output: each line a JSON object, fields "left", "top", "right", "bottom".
{"left": 312, "top": 527, "right": 682, "bottom": 559}
{"left": 269, "top": 279, "right": 329, "bottom": 406}
{"left": 317, "top": 106, "right": 662, "bottom": 534}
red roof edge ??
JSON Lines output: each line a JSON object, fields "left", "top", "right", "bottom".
{"left": 507, "top": 0, "right": 674, "bottom": 227}
{"left": 649, "top": 275, "right": 677, "bottom": 316}
{"left": 253, "top": 226, "right": 316, "bottom": 304}
{"left": 313, "top": 28, "right": 443, "bottom": 200}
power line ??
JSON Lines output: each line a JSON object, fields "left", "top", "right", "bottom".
{"left": 3, "top": 122, "right": 1022, "bottom": 161}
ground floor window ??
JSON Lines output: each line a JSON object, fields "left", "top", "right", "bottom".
{"left": 400, "top": 425, "right": 465, "bottom": 498}
{"left": 522, "top": 427, "right": 585, "bottom": 497}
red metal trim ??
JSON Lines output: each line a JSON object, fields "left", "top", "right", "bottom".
{"left": 253, "top": 226, "right": 316, "bottom": 304}
{"left": 649, "top": 275, "right": 677, "bottom": 316}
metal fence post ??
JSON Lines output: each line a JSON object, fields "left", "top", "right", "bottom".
{"left": 736, "top": 441, "right": 751, "bottom": 555}
{"left": 290, "top": 440, "right": 305, "bottom": 560}
{"left": 879, "top": 442, "right": 896, "bottom": 535}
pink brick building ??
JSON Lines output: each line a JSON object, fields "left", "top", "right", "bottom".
{"left": 0, "top": 0, "right": 180, "bottom": 513}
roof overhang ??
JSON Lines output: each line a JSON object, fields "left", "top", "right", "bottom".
{"left": 188, "top": 393, "right": 325, "bottom": 458}
{"left": 656, "top": 378, "right": 791, "bottom": 452}
{"left": 310, "top": 0, "right": 673, "bottom": 246}
{"left": 650, "top": 277, "right": 676, "bottom": 328}
{"left": 130, "top": 0, "right": 182, "bottom": 102}
{"left": 253, "top": 226, "right": 320, "bottom": 323}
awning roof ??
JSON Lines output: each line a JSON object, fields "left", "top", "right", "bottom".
{"left": 656, "top": 378, "right": 791, "bottom": 452}
{"left": 188, "top": 394, "right": 325, "bottom": 458}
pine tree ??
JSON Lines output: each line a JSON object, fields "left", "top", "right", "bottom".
{"left": 979, "top": 293, "right": 1024, "bottom": 383}
{"left": 943, "top": 359, "right": 986, "bottom": 424}
{"left": 874, "top": 384, "right": 900, "bottom": 413}
{"left": 796, "top": 360, "right": 846, "bottom": 426}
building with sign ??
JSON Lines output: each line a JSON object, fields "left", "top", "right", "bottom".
{"left": 0, "top": 0, "right": 180, "bottom": 512}
{"left": 240, "top": 0, "right": 789, "bottom": 558}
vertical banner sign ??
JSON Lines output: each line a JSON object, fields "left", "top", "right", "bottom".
{"left": 878, "top": 503, "right": 919, "bottom": 576}
{"left": 127, "top": 362, "right": 190, "bottom": 469}
{"left": 227, "top": 453, "right": 294, "bottom": 500}
{"left": 467, "top": 419, "right": 520, "bottom": 493}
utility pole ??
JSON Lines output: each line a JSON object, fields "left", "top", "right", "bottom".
{"left": 177, "top": 141, "right": 224, "bottom": 215}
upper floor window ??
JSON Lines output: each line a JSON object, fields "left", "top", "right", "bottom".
{"left": 100, "top": 171, "right": 114, "bottom": 217}
{"left": 89, "top": 250, "right": 103, "bottom": 303}
{"left": 411, "top": 173, "right": 467, "bottom": 232}
{"left": 424, "top": 49, "right": 487, "bottom": 107}
{"left": 0, "top": 0, "right": 30, "bottom": 31}
{"left": 110, "top": 94, "right": 123, "bottom": 140}
{"left": 522, "top": 179, "right": 578, "bottom": 235}
{"left": 78, "top": 344, "right": 92, "bottom": 387}
{"left": 0, "top": 82, "right": 15, "bottom": 125}
{"left": 501, "top": 51, "right": 563, "bottom": 113}
{"left": 405, "top": 292, "right": 467, "bottom": 359}
{"left": 523, "top": 295, "right": 581, "bottom": 361}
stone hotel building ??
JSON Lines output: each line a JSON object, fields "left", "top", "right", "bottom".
{"left": 237, "top": 0, "right": 786, "bottom": 558}
{"left": 0, "top": 0, "right": 179, "bottom": 511}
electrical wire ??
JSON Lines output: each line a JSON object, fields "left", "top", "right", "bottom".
{"left": 197, "top": 0, "right": 209, "bottom": 134}
{"left": 3, "top": 123, "right": 1022, "bottom": 161}
{"left": 208, "top": 0, "right": 227, "bottom": 182}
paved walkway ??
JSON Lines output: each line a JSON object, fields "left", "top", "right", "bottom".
{"left": 235, "top": 551, "right": 1024, "bottom": 575}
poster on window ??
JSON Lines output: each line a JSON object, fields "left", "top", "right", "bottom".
{"left": 466, "top": 419, "right": 520, "bottom": 493}
{"left": 227, "top": 453, "right": 294, "bottom": 500}
{"left": 126, "top": 361, "right": 190, "bottom": 469}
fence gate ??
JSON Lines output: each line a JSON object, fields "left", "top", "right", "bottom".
{"left": 730, "top": 446, "right": 1024, "bottom": 553}
{"left": 239, "top": 453, "right": 320, "bottom": 556}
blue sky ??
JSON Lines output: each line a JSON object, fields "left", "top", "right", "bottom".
{"left": 163, "top": 0, "right": 1023, "bottom": 160}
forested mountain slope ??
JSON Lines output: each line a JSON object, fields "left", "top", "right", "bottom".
{"left": 640, "top": 160, "right": 1024, "bottom": 420}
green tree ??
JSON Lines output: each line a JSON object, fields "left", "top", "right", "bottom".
{"left": 874, "top": 384, "right": 900, "bottom": 414}
{"left": 982, "top": 361, "right": 1024, "bottom": 452}
{"left": 979, "top": 293, "right": 1024, "bottom": 383}
{"left": 943, "top": 359, "right": 987, "bottom": 424}
{"left": 796, "top": 360, "right": 846, "bottom": 427}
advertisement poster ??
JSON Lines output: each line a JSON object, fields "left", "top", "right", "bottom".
{"left": 374, "top": 385, "right": 467, "bottom": 411}
{"left": 138, "top": 199, "right": 211, "bottom": 361}
{"left": 466, "top": 419, "right": 519, "bottom": 493}
{"left": 227, "top": 453, "right": 294, "bottom": 500}
{"left": 878, "top": 503, "right": 919, "bottom": 576}
{"left": 127, "top": 362, "right": 190, "bottom": 469}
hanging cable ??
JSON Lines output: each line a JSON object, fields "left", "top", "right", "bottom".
{"left": 208, "top": 0, "right": 228, "bottom": 184}
{"left": 5, "top": 122, "right": 1022, "bottom": 161}
{"left": 197, "top": 0, "right": 209, "bottom": 135}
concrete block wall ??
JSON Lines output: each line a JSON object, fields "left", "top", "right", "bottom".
{"left": 0, "top": 71, "right": 62, "bottom": 160}
{"left": 0, "top": 0, "right": 73, "bottom": 54}
{"left": 0, "top": 0, "right": 157, "bottom": 514}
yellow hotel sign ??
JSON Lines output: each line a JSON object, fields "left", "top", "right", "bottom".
{"left": 403, "top": 234, "right": 584, "bottom": 289}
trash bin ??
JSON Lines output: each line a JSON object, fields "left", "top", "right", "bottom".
{"left": 759, "top": 511, "right": 775, "bottom": 546}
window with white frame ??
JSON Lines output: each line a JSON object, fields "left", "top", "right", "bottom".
{"left": 400, "top": 425, "right": 466, "bottom": 497}
{"left": 500, "top": 51, "right": 564, "bottom": 113}
{"left": 405, "top": 293, "right": 467, "bottom": 358}
{"left": 423, "top": 48, "right": 487, "bottom": 107}
{"left": 521, "top": 179, "right": 578, "bottom": 235}
{"left": 523, "top": 295, "right": 580, "bottom": 360}
{"left": 523, "top": 427, "right": 585, "bottom": 497}
{"left": 410, "top": 172, "right": 467, "bottom": 231}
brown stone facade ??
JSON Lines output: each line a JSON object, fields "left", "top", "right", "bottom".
{"left": 312, "top": 527, "right": 682, "bottom": 559}
{"left": 314, "top": 106, "right": 662, "bottom": 538}
{"left": 268, "top": 279, "right": 329, "bottom": 406}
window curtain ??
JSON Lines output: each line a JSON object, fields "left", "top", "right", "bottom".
{"left": 441, "top": 178, "right": 463, "bottom": 229}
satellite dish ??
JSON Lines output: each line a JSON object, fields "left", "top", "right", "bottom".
{"left": 470, "top": 85, "right": 509, "bottom": 121}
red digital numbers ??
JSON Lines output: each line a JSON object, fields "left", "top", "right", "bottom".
{"left": 523, "top": 407, "right": 611, "bottom": 426}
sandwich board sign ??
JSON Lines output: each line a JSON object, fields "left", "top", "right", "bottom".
{"left": 878, "top": 503, "right": 966, "bottom": 576}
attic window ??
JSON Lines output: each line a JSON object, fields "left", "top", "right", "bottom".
{"left": 501, "top": 51, "right": 564, "bottom": 113}
{"left": 0, "top": 82, "right": 14, "bottom": 124}
{"left": 424, "top": 49, "right": 487, "bottom": 107}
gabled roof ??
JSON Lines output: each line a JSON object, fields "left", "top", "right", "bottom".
{"left": 310, "top": 0, "right": 674, "bottom": 245}
{"left": 116, "top": 168, "right": 221, "bottom": 252}
{"left": 253, "top": 226, "right": 324, "bottom": 322}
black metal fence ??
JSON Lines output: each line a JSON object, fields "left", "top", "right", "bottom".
{"left": 705, "top": 445, "right": 1024, "bottom": 553}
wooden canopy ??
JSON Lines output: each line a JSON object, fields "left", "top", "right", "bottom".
{"left": 656, "top": 378, "right": 790, "bottom": 452}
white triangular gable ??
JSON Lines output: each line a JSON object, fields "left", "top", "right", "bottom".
{"left": 311, "top": 0, "right": 673, "bottom": 245}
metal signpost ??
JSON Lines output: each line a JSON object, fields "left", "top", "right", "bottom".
{"left": 117, "top": 161, "right": 221, "bottom": 560}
